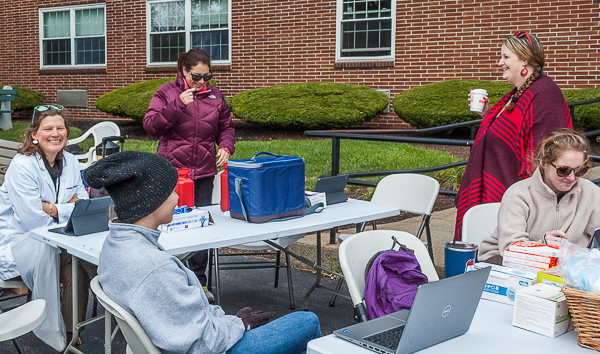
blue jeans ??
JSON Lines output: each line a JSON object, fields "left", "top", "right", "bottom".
{"left": 227, "top": 312, "right": 322, "bottom": 354}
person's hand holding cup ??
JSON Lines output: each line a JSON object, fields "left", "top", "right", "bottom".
{"left": 469, "top": 89, "right": 489, "bottom": 118}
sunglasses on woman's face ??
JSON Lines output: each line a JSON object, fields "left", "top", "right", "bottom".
{"left": 31, "top": 104, "right": 64, "bottom": 123}
{"left": 186, "top": 69, "right": 213, "bottom": 82}
{"left": 550, "top": 162, "right": 590, "bottom": 177}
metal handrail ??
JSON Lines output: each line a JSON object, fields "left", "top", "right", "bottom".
{"left": 304, "top": 97, "right": 600, "bottom": 244}
{"left": 305, "top": 126, "right": 476, "bottom": 197}
{"left": 305, "top": 97, "right": 600, "bottom": 196}
{"left": 569, "top": 98, "right": 600, "bottom": 118}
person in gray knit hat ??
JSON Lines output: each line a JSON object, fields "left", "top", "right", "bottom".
{"left": 84, "top": 151, "right": 321, "bottom": 353}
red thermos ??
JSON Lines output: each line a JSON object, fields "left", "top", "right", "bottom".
{"left": 220, "top": 164, "right": 229, "bottom": 211}
{"left": 176, "top": 169, "right": 195, "bottom": 207}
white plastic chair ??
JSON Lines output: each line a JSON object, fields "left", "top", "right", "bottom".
{"left": 206, "top": 172, "right": 296, "bottom": 309}
{"left": 90, "top": 277, "right": 161, "bottom": 354}
{"left": 67, "top": 121, "right": 121, "bottom": 169}
{"left": 0, "top": 299, "right": 48, "bottom": 354}
{"left": 339, "top": 230, "right": 439, "bottom": 322}
{"left": 339, "top": 174, "right": 440, "bottom": 260}
{"left": 0, "top": 277, "right": 30, "bottom": 306}
{"left": 461, "top": 202, "right": 501, "bottom": 247}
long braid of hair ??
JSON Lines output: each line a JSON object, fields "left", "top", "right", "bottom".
{"left": 505, "top": 65, "right": 542, "bottom": 112}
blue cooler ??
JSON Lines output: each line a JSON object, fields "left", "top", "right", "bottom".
{"left": 228, "top": 152, "right": 305, "bottom": 223}
{"left": 444, "top": 241, "right": 478, "bottom": 278}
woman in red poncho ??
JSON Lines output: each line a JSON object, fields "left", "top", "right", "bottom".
{"left": 454, "top": 31, "right": 572, "bottom": 241}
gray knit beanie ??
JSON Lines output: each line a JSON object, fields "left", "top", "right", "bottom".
{"left": 83, "top": 151, "right": 178, "bottom": 223}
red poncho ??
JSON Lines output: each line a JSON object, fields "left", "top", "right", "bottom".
{"left": 454, "top": 75, "right": 572, "bottom": 241}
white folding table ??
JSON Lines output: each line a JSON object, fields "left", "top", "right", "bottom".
{"left": 30, "top": 199, "right": 399, "bottom": 353}
{"left": 204, "top": 199, "right": 400, "bottom": 309}
{"left": 307, "top": 299, "right": 591, "bottom": 354}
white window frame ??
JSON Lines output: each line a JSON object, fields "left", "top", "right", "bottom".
{"left": 39, "top": 3, "right": 107, "bottom": 69}
{"left": 146, "top": 0, "right": 232, "bottom": 66}
{"left": 335, "top": 0, "right": 396, "bottom": 62}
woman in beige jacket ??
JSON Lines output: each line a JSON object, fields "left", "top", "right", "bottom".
{"left": 478, "top": 129, "right": 600, "bottom": 263}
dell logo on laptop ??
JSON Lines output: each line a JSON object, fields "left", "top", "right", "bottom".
{"left": 442, "top": 305, "right": 452, "bottom": 317}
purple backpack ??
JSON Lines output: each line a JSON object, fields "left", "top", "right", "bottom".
{"left": 364, "top": 240, "right": 429, "bottom": 320}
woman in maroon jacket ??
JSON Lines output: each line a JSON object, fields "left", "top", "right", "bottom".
{"left": 454, "top": 31, "right": 572, "bottom": 241}
{"left": 143, "top": 48, "right": 234, "bottom": 299}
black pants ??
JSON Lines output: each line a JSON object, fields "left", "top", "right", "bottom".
{"left": 188, "top": 176, "right": 214, "bottom": 286}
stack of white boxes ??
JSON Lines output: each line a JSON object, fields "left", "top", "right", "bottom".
{"left": 502, "top": 241, "right": 559, "bottom": 272}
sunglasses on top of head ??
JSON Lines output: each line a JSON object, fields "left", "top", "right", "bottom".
{"left": 550, "top": 162, "right": 590, "bottom": 178}
{"left": 31, "top": 104, "right": 64, "bottom": 123}
{"left": 514, "top": 31, "right": 534, "bottom": 47}
{"left": 186, "top": 69, "right": 213, "bottom": 82}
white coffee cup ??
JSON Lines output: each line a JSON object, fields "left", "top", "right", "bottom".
{"left": 470, "top": 89, "right": 488, "bottom": 113}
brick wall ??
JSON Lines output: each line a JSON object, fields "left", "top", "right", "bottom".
{"left": 1, "top": 0, "right": 599, "bottom": 129}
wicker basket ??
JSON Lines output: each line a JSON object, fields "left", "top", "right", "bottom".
{"left": 562, "top": 285, "right": 600, "bottom": 351}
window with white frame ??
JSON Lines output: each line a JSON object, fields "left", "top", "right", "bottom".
{"left": 40, "top": 4, "right": 106, "bottom": 67}
{"left": 148, "top": 0, "right": 231, "bottom": 65}
{"left": 337, "top": 0, "right": 395, "bottom": 60}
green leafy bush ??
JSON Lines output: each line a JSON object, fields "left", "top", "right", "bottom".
{"left": 95, "top": 77, "right": 219, "bottom": 123}
{"left": 230, "top": 82, "right": 389, "bottom": 129}
{"left": 95, "top": 77, "right": 175, "bottom": 123}
{"left": 562, "top": 88, "right": 600, "bottom": 130}
{"left": 392, "top": 80, "right": 513, "bottom": 129}
{"left": 0, "top": 84, "right": 45, "bottom": 110}
{"left": 392, "top": 79, "right": 600, "bottom": 130}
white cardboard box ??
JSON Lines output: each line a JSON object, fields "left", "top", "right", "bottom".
{"left": 305, "top": 191, "right": 327, "bottom": 208}
{"left": 475, "top": 262, "right": 537, "bottom": 305}
{"left": 159, "top": 208, "right": 213, "bottom": 233}
{"left": 513, "top": 283, "right": 574, "bottom": 337}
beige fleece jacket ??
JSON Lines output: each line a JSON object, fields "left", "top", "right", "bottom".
{"left": 478, "top": 168, "right": 600, "bottom": 261}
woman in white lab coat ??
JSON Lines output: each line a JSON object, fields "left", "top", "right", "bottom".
{"left": 0, "top": 106, "right": 90, "bottom": 350}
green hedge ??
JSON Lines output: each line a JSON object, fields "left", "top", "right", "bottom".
{"left": 562, "top": 88, "right": 600, "bottom": 130}
{"left": 0, "top": 84, "right": 45, "bottom": 110}
{"left": 392, "top": 80, "right": 513, "bottom": 128}
{"left": 392, "top": 79, "right": 600, "bottom": 130}
{"left": 95, "top": 77, "right": 175, "bottom": 123}
{"left": 230, "top": 82, "right": 389, "bottom": 129}
{"left": 95, "top": 77, "right": 219, "bottom": 123}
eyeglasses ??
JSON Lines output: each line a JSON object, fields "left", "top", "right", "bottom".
{"left": 31, "top": 104, "right": 64, "bottom": 123}
{"left": 550, "top": 162, "right": 590, "bottom": 177}
{"left": 515, "top": 31, "right": 534, "bottom": 47}
{"left": 186, "top": 69, "right": 213, "bottom": 82}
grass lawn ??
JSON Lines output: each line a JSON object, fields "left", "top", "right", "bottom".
{"left": 0, "top": 123, "right": 464, "bottom": 191}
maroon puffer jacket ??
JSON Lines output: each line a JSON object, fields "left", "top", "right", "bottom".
{"left": 143, "top": 73, "right": 235, "bottom": 180}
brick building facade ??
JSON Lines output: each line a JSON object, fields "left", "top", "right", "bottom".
{"left": 1, "top": 0, "right": 599, "bottom": 128}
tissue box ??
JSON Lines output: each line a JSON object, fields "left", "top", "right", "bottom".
{"left": 537, "top": 267, "right": 566, "bottom": 288}
{"left": 513, "top": 283, "right": 574, "bottom": 337}
{"left": 508, "top": 241, "right": 560, "bottom": 257}
{"left": 504, "top": 249, "right": 557, "bottom": 267}
{"left": 503, "top": 253, "right": 553, "bottom": 271}
{"left": 475, "top": 262, "right": 537, "bottom": 305}
{"left": 159, "top": 208, "right": 212, "bottom": 233}
{"left": 305, "top": 191, "right": 327, "bottom": 208}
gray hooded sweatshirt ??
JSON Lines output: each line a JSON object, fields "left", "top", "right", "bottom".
{"left": 98, "top": 222, "right": 245, "bottom": 353}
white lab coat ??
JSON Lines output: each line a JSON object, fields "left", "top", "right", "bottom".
{"left": 0, "top": 151, "right": 87, "bottom": 351}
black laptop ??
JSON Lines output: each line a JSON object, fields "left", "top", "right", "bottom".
{"left": 49, "top": 197, "right": 112, "bottom": 236}
{"left": 314, "top": 175, "right": 349, "bottom": 205}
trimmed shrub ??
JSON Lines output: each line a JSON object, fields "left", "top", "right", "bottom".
{"left": 96, "top": 77, "right": 174, "bottom": 123}
{"left": 392, "top": 79, "right": 600, "bottom": 130}
{"left": 95, "top": 77, "right": 219, "bottom": 123}
{"left": 230, "top": 82, "right": 389, "bottom": 129}
{"left": 0, "top": 84, "right": 45, "bottom": 110}
{"left": 392, "top": 80, "right": 513, "bottom": 129}
{"left": 562, "top": 88, "right": 600, "bottom": 130}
